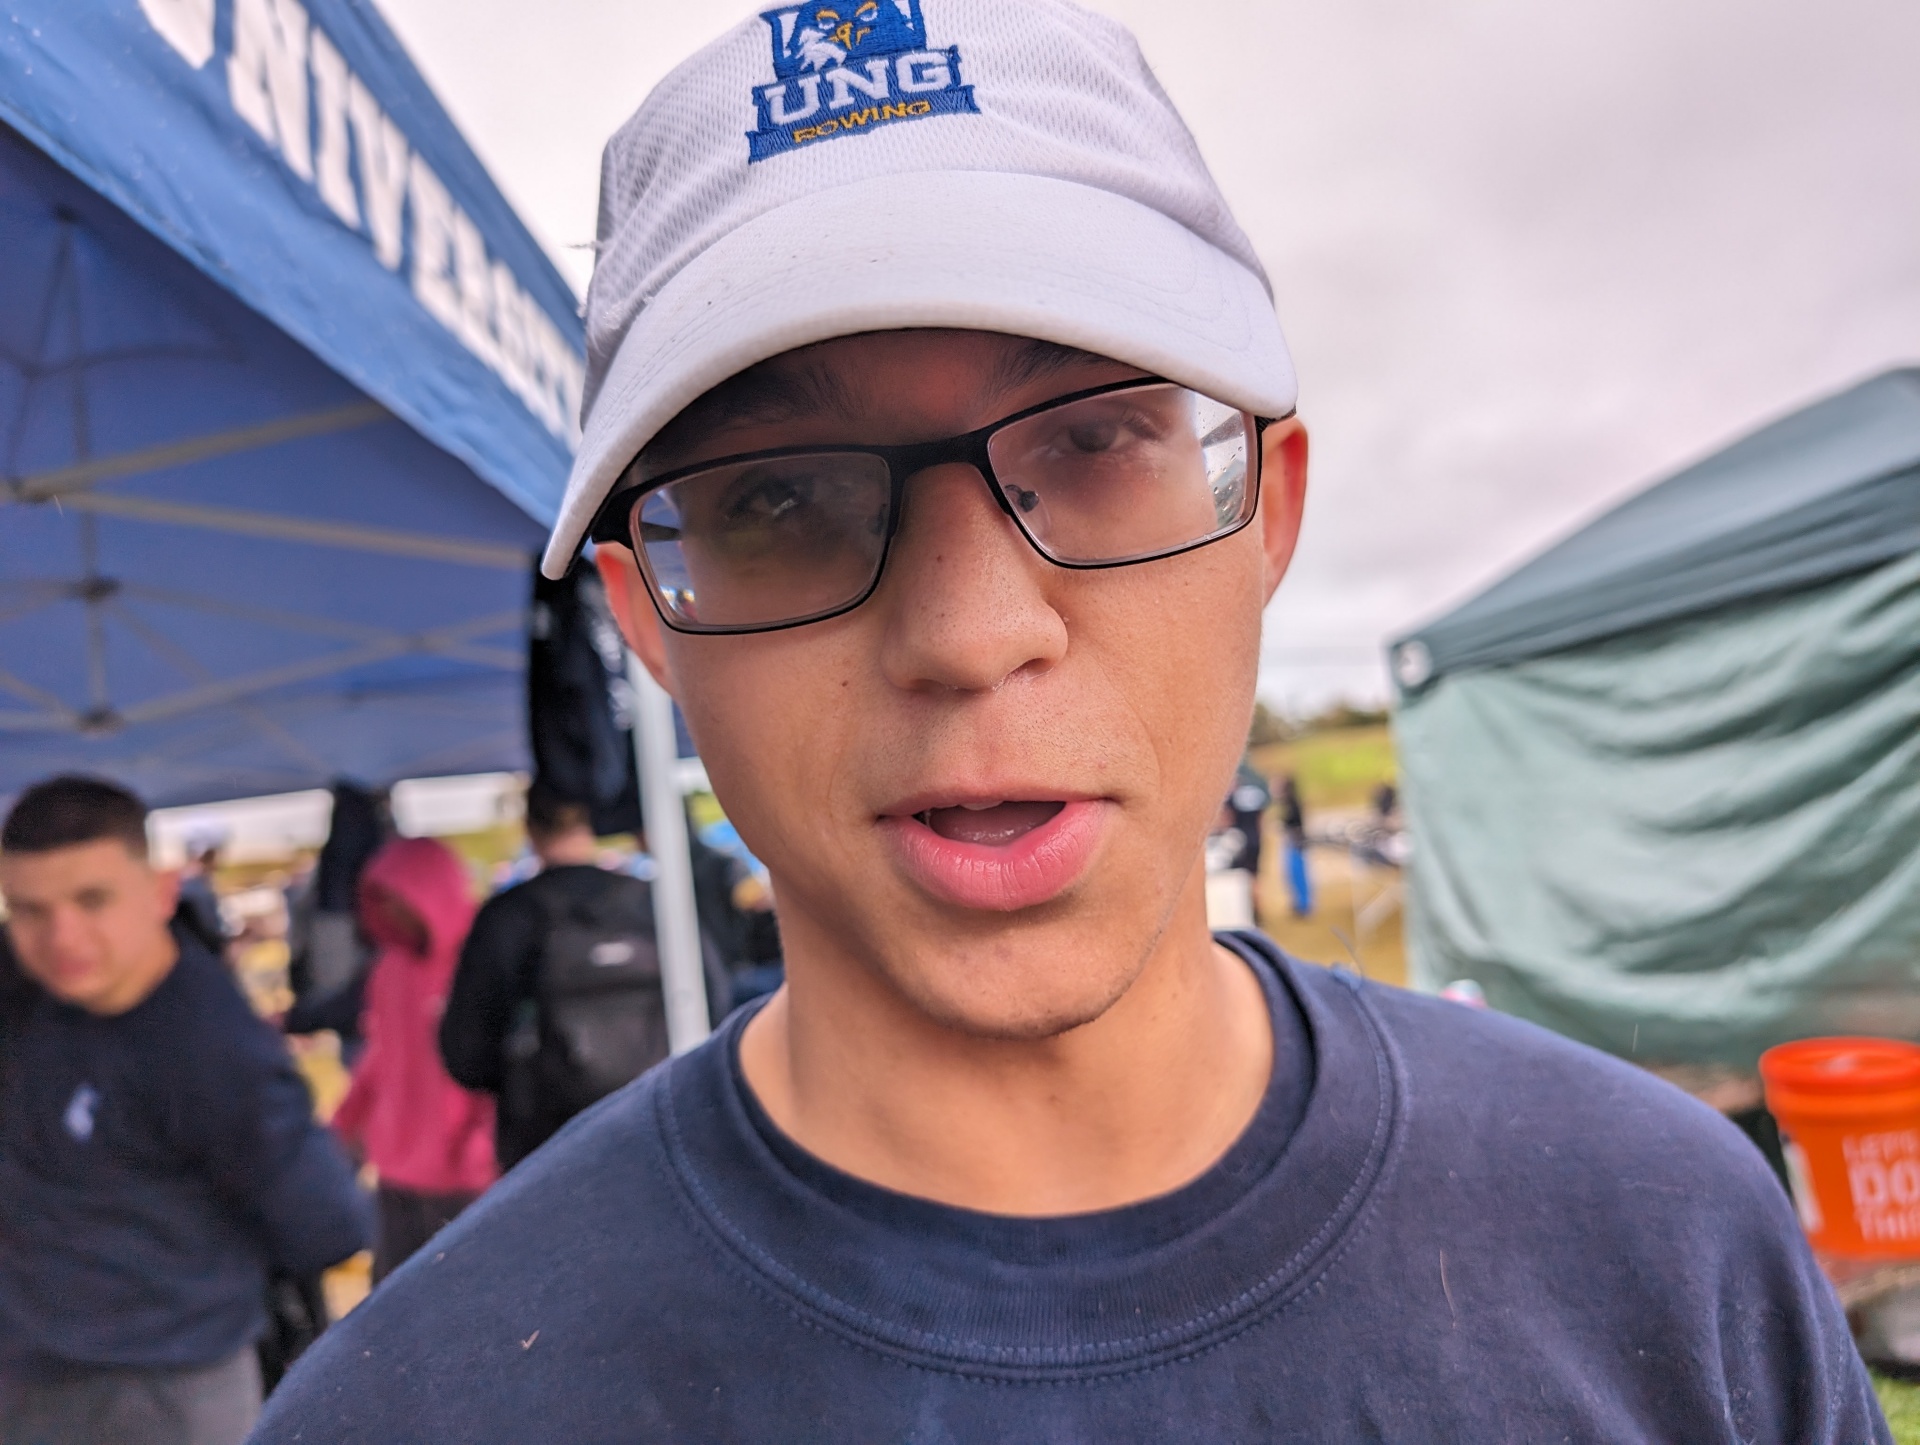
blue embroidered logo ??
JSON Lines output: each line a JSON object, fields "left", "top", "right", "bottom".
{"left": 748, "top": 1, "right": 978, "bottom": 163}
{"left": 63, "top": 1084, "right": 100, "bottom": 1143}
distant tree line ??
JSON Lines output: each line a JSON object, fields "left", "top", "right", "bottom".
{"left": 1249, "top": 699, "right": 1390, "bottom": 748}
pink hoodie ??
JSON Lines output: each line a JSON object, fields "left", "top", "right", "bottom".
{"left": 333, "top": 837, "right": 497, "bottom": 1196}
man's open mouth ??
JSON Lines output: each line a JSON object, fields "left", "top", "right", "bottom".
{"left": 913, "top": 801, "right": 1067, "bottom": 847}
{"left": 881, "top": 797, "right": 1110, "bottom": 911}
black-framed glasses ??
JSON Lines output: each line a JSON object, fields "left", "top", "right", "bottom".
{"left": 587, "top": 378, "right": 1281, "bottom": 635}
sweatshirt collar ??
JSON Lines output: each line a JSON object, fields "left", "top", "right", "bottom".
{"left": 657, "top": 937, "right": 1402, "bottom": 1379}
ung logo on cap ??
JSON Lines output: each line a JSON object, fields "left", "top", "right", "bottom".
{"left": 749, "top": 1, "right": 978, "bottom": 162}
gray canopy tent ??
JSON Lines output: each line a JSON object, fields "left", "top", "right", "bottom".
{"left": 1390, "top": 369, "right": 1920, "bottom": 1065}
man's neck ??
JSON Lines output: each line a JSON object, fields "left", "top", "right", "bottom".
{"left": 738, "top": 883, "right": 1273, "bottom": 1216}
{"left": 536, "top": 832, "right": 600, "bottom": 869}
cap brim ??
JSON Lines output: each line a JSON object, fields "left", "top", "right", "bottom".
{"left": 544, "top": 169, "right": 1296, "bottom": 578}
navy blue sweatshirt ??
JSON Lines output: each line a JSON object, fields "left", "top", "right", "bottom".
{"left": 0, "top": 933, "right": 372, "bottom": 1373}
{"left": 255, "top": 935, "right": 1885, "bottom": 1442}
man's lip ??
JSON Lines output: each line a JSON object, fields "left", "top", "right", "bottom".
{"left": 877, "top": 788, "right": 1104, "bottom": 819}
{"left": 876, "top": 798, "right": 1112, "bottom": 912}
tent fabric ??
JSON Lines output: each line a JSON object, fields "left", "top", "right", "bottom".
{"left": 0, "top": 0, "right": 585, "bottom": 515}
{"left": 1397, "top": 549, "right": 1920, "bottom": 1066}
{"left": 0, "top": 1, "right": 587, "bottom": 810}
{"left": 1391, "top": 370, "right": 1920, "bottom": 688}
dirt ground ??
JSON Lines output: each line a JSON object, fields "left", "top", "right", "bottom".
{"left": 1241, "top": 723, "right": 1408, "bottom": 987}
{"left": 1251, "top": 813, "right": 1408, "bottom": 989}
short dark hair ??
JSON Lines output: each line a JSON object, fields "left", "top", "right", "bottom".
{"left": 524, "top": 781, "right": 593, "bottom": 840}
{"left": 1, "top": 775, "right": 150, "bottom": 858}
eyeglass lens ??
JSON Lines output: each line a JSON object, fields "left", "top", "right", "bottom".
{"left": 629, "top": 384, "right": 1253, "bottom": 631}
{"left": 634, "top": 453, "right": 893, "bottom": 630}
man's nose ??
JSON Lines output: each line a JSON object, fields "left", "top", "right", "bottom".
{"left": 874, "top": 463, "right": 1068, "bottom": 695}
{"left": 45, "top": 904, "right": 91, "bottom": 955}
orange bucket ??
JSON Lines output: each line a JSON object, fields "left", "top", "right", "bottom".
{"left": 1760, "top": 1037, "right": 1920, "bottom": 1258}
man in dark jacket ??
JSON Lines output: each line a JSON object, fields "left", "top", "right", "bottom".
{"left": 441, "top": 784, "right": 729, "bottom": 1168}
{"left": 0, "top": 775, "right": 371, "bottom": 1445}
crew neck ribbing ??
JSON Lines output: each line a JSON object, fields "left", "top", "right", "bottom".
{"left": 656, "top": 935, "right": 1403, "bottom": 1379}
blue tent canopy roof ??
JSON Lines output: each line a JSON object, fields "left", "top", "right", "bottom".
{"left": 1391, "top": 369, "right": 1920, "bottom": 689}
{"left": 1, "top": 0, "right": 584, "bottom": 518}
{"left": 0, "top": 0, "right": 587, "bottom": 809}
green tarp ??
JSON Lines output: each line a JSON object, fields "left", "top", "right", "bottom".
{"left": 1390, "top": 370, "right": 1920, "bottom": 690}
{"left": 1393, "top": 371, "right": 1920, "bottom": 1065}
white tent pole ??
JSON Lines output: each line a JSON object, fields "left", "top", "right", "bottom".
{"left": 627, "top": 650, "right": 711, "bottom": 1055}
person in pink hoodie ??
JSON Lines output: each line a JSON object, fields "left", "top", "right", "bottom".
{"left": 332, "top": 836, "right": 496, "bottom": 1282}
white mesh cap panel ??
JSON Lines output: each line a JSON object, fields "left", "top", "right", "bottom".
{"left": 545, "top": 0, "right": 1295, "bottom": 576}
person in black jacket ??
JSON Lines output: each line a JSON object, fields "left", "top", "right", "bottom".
{"left": 0, "top": 776, "right": 371, "bottom": 1445}
{"left": 441, "top": 784, "right": 728, "bottom": 1169}
{"left": 282, "top": 781, "right": 392, "bottom": 1060}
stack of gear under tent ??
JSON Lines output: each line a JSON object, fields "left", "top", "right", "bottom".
{"left": 1391, "top": 369, "right": 1920, "bottom": 1067}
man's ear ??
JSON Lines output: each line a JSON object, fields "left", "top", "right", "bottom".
{"left": 1257, "top": 417, "right": 1309, "bottom": 604}
{"left": 592, "top": 544, "right": 676, "bottom": 697}
{"left": 151, "top": 865, "right": 182, "bottom": 922}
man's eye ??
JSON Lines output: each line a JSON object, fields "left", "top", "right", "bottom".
{"left": 1065, "top": 420, "right": 1122, "bottom": 454}
{"left": 1049, "top": 403, "right": 1174, "bottom": 460}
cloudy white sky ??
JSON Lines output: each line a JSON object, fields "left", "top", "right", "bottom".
{"left": 379, "top": 0, "right": 1920, "bottom": 710}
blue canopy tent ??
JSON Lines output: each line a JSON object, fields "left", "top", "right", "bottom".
{"left": 0, "top": 0, "right": 586, "bottom": 810}
{"left": 1390, "top": 370, "right": 1920, "bottom": 1065}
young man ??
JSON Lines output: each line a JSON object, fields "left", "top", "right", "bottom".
{"left": 440, "top": 784, "right": 716, "bottom": 1168}
{"left": 257, "top": 3, "right": 1886, "bottom": 1439}
{"left": 0, "top": 776, "right": 370, "bottom": 1445}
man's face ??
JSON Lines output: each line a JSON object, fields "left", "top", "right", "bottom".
{"left": 600, "top": 330, "right": 1306, "bottom": 1040}
{"left": 0, "top": 839, "right": 180, "bottom": 1015}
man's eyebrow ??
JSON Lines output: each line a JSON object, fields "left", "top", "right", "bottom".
{"left": 645, "top": 360, "right": 858, "bottom": 466}
{"left": 988, "top": 339, "right": 1116, "bottom": 395}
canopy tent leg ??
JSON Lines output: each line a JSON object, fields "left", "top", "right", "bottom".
{"left": 627, "top": 651, "right": 711, "bottom": 1056}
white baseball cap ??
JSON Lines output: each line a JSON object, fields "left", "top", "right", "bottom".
{"left": 543, "top": 0, "right": 1297, "bottom": 578}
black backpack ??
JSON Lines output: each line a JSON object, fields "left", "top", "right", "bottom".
{"left": 522, "top": 881, "right": 671, "bottom": 1129}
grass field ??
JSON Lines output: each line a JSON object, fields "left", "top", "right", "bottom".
{"left": 1256, "top": 846, "right": 1408, "bottom": 987}
{"left": 1878, "top": 1373, "right": 1920, "bottom": 1441}
{"left": 1249, "top": 722, "right": 1396, "bottom": 812}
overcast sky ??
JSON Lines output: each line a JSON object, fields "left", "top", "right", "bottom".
{"left": 377, "top": 0, "right": 1920, "bottom": 710}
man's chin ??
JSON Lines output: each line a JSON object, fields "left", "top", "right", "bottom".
{"left": 914, "top": 991, "right": 1121, "bottom": 1043}
{"left": 880, "top": 942, "right": 1143, "bottom": 1044}
{"left": 41, "top": 974, "right": 110, "bottom": 1010}
{"left": 782, "top": 851, "right": 1186, "bottom": 1039}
